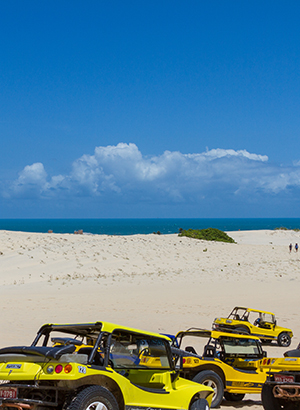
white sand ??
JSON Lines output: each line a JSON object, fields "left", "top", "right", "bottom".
{"left": 0, "top": 228, "right": 300, "bottom": 409}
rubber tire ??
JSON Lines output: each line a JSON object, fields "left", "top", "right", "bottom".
{"left": 278, "top": 332, "right": 291, "bottom": 347}
{"left": 193, "top": 370, "right": 224, "bottom": 408}
{"left": 224, "top": 392, "right": 245, "bottom": 402}
{"left": 235, "top": 327, "right": 250, "bottom": 334}
{"left": 261, "top": 384, "right": 281, "bottom": 410}
{"left": 64, "top": 386, "right": 119, "bottom": 410}
{"left": 190, "top": 398, "right": 210, "bottom": 410}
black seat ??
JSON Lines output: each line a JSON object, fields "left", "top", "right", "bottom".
{"left": 185, "top": 346, "right": 197, "bottom": 355}
{"left": 203, "top": 345, "right": 216, "bottom": 358}
{"left": 77, "top": 347, "right": 104, "bottom": 366}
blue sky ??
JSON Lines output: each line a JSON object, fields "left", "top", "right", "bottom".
{"left": 1, "top": 0, "right": 300, "bottom": 218}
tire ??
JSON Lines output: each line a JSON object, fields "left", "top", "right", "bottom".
{"left": 261, "top": 383, "right": 300, "bottom": 410}
{"left": 64, "top": 386, "right": 119, "bottom": 410}
{"left": 278, "top": 332, "right": 291, "bottom": 347}
{"left": 235, "top": 327, "right": 250, "bottom": 334}
{"left": 190, "top": 398, "right": 210, "bottom": 410}
{"left": 261, "top": 384, "right": 281, "bottom": 410}
{"left": 193, "top": 370, "right": 224, "bottom": 408}
{"left": 224, "top": 392, "right": 245, "bottom": 402}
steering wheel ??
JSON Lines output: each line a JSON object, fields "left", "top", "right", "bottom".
{"left": 138, "top": 348, "right": 150, "bottom": 358}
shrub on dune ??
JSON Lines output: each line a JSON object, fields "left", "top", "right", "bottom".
{"left": 178, "top": 228, "right": 236, "bottom": 243}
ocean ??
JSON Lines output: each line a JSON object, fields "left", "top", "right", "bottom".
{"left": 0, "top": 218, "right": 300, "bottom": 235}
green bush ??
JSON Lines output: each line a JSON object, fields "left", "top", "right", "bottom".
{"left": 275, "top": 227, "right": 300, "bottom": 232}
{"left": 178, "top": 228, "right": 236, "bottom": 243}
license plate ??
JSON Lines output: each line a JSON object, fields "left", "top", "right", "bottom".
{"left": 275, "top": 374, "right": 295, "bottom": 383}
{"left": 0, "top": 387, "right": 18, "bottom": 399}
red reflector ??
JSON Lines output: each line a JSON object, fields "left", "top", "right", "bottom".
{"left": 183, "top": 358, "right": 186, "bottom": 364}
{"left": 55, "top": 365, "right": 63, "bottom": 373}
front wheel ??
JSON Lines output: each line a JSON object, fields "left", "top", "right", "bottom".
{"left": 193, "top": 370, "right": 224, "bottom": 408}
{"left": 64, "top": 386, "right": 119, "bottom": 410}
{"left": 224, "top": 392, "right": 245, "bottom": 402}
{"left": 190, "top": 398, "right": 210, "bottom": 410}
{"left": 278, "top": 332, "right": 291, "bottom": 347}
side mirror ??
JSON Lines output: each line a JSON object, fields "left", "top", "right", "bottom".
{"left": 263, "top": 350, "right": 267, "bottom": 357}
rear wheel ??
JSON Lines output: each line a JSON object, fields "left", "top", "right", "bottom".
{"left": 190, "top": 398, "right": 210, "bottom": 410}
{"left": 278, "top": 333, "right": 291, "bottom": 347}
{"left": 261, "top": 384, "right": 281, "bottom": 410}
{"left": 64, "top": 386, "right": 118, "bottom": 410}
{"left": 224, "top": 392, "right": 245, "bottom": 402}
{"left": 193, "top": 370, "right": 224, "bottom": 408}
{"left": 261, "top": 384, "right": 300, "bottom": 410}
{"left": 235, "top": 327, "right": 250, "bottom": 334}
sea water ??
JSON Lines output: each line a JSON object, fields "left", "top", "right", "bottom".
{"left": 0, "top": 218, "right": 300, "bottom": 235}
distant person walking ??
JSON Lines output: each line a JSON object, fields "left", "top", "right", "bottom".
{"left": 295, "top": 243, "right": 299, "bottom": 252}
{"left": 289, "top": 243, "right": 293, "bottom": 253}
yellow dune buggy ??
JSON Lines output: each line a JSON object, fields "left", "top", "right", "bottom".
{"left": 170, "top": 328, "right": 300, "bottom": 408}
{"left": 0, "top": 322, "right": 213, "bottom": 410}
{"left": 262, "top": 369, "right": 300, "bottom": 410}
{"left": 212, "top": 307, "right": 293, "bottom": 347}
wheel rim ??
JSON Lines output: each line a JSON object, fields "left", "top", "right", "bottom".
{"left": 280, "top": 334, "right": 290, "bottom": 346}
{"left": 202, "top": 379, "right": 218, "bottom": 400}
{"left": 86, "top": 401, "right": 109, "bottom": 410}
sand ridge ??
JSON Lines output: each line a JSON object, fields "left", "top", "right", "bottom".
{"left": 0, "top": 229, "right": 300, "bottom": 409}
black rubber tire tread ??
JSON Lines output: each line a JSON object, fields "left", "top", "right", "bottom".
{"left": 278, "top": 332, "right": 292, "bottom": 347}
{"left": 190, "top": 398, "right": 210, "bottom": 410}
{"left": 262, "top": 383, "right": 300, "bottom": 410}
{"left": 193, "top": 370, "right": 224, "bottom": 408}
{"left": 235, "top": 327, "right": 250, "bottom": 334}
{"left": 224, "top": 392, "right": 245, "bottom": 402}
{"left": 261, "top": 384, "right": 282, "bottom": 410}
{"left": 64, "top": 386, "right": 119, "bottom": 410}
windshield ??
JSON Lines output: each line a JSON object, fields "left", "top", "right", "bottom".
{"left": 109, "top": 332, "right": 171, "bottom": 369}
{"left": 260, "top": 313, "right": 275, "bottom": 323}
{"left": 221, "top": 337, "right": 261, "bottom": 358}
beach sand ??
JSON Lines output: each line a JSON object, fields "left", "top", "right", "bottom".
{"left": 0, "top": 228, "right": 300, "bottom": 409}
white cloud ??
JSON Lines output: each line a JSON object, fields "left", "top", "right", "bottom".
{"left": 4, "top": 143, "right": 300, "bottom": 203}
{"left": 11, "top": 163, "right": 48, "bottom": 197}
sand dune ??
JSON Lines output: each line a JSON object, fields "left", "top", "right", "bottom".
{"left": 0, "top": 228, "right": 299, "bottom": 409}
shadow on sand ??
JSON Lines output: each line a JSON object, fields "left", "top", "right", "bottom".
{"left": 220, "top": 398, "right": 262, "bottom": 408}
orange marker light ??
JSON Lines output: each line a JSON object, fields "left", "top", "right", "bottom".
{"left": 64, "top": 364, "right": 72, "bottom": 373}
